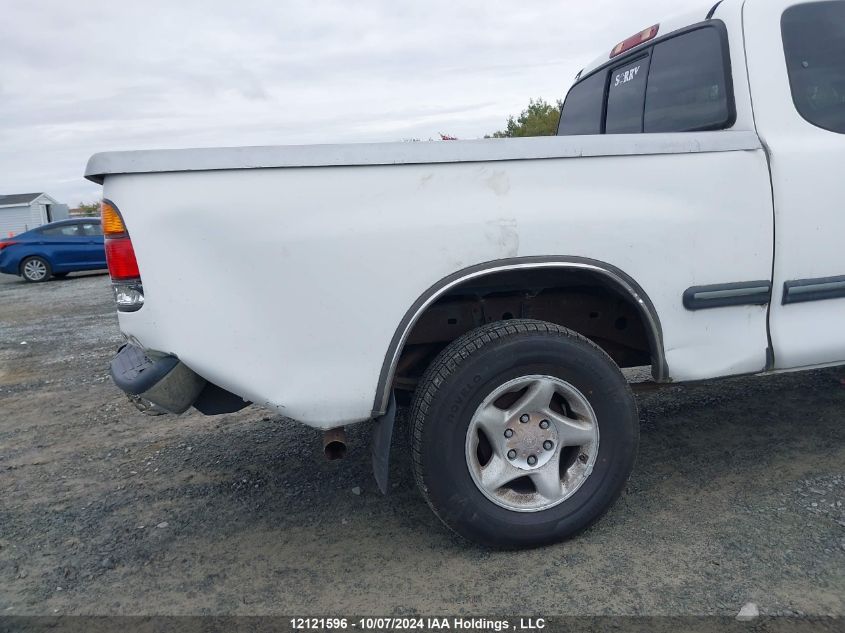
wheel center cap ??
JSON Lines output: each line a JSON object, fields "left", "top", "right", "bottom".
{"left": 504, "top": 412, "right": 558, "bottom": 470}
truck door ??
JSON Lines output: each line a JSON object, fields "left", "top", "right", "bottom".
{"left": 743, "top": 0, "right": 845, "bottom": 369}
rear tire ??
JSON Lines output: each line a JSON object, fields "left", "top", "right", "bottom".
{"left": 409, "top": 319, "right": 638, "bottom": 548}
{"left": 20, "top": 256, "right": 51, "bottom": 283}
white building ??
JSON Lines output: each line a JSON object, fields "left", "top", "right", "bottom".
{"left": 0, "top": 193, "right": 69, "bottom": 237}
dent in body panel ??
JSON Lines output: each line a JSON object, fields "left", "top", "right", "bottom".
{"left": 107, "top": 143, "right": 773, "bottom": 428}
{"left": 483, "top": 169, "right": 511, "bottom": 196}
{"left": 485, "top": 218, "right": 520, "bottom": 258}
{"left": 663, "top": 304, "right": 770, "bottom": 380}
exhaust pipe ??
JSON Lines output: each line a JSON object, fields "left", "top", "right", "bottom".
{"left": 322, "top": 427, "right": 347, "bottom": 461}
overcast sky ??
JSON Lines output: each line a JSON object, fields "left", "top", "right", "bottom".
{"left": 1, "top": 0, "right": 708, "bottom": 205}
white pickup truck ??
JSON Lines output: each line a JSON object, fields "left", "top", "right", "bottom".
{"left": 86, "top": 0, "right": 844, "bottom": 547}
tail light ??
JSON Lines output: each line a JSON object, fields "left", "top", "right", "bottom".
{"left": 611, "top": 24, "right": 659, "bottom": 58}
{"left": 101, "top": 199, "right": 144, "bottom": 312}
{"left": 0, "top": 241, "right": 18, "bottom": 251}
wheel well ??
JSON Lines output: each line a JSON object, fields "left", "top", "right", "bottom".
{"left": 19, "top": 254, "right": 49, "bottom": 273}
{"left": 389, "top": 265, "right": 664, "bottom": 399}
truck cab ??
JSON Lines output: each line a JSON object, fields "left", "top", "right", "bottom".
{"left": 557, "top": 0, "right": 845, "bottom": 373}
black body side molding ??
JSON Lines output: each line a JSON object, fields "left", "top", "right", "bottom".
{"left": 683, "top": 281, "right": 772, "bottom": 310}
{"left": 782, "top": 275, "right": 845, "bottom": 305}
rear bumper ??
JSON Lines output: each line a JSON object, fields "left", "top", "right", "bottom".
{"left": 110, "top": 344, "right": 206, "bottom": 414}
{"left": 0, "top": 256, "right": 19, "bottom": 275}
{"left": 109, "top": 343, "right": 252, "bottom": 415}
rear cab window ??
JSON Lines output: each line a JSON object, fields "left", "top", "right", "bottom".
{"left": 558, "top": 21, "right": 734, "bottom": 136}
{"left": 781, "top": 1, "right": 845, "bottom": 134}
{"left": 645, "top": 27, "right": 732, "bottom": 132}
{"left": 556, "top": 71, "right": 605, "bottom": 135}
{"left": 606, "top": 55, "right": 650, "bottom": 133}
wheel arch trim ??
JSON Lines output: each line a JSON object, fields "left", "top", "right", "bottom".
{"left": 371, "top": 256, "right": 668, "bottom": 416}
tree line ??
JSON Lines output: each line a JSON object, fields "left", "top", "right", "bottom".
{"left": 487, "top": 98, "right": 562, "bottom": 138}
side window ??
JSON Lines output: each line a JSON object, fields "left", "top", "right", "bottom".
{"left": 557, "top": 71, "right": 606, "bottom": 135}
{"left": 80, "top": 222, "right": 103, "bottom": 236}
{"left": 781, "top": 1, "right": 845, "bottom": 134}
{"left": 40, "top": 224, "right": 80, "bottom": 237}
{"left": 606, "top": 55, "right": 650, "bottom": 133}
{"left": 644, "top": 27, "right": 732, "bottom": 132}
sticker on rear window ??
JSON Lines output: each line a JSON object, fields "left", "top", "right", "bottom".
{"left": 614, "top": 65, "right": 642, "bottom": 87}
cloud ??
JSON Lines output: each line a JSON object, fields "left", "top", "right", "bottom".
{"left": 0, "top": 0, "right": 710, "bottom": 205}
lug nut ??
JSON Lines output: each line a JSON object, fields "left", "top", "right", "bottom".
{"left": 578, "top": 453, "right": 588, "bottom": 463}
{"left": 504, "top": 429, "right": 514, "bottom": 438}
{"left": 519, "top": 414, "right": 530, "bottom": 423}
{"left": 507, "top": 449, "right": 517, "bottom": 460}
{"left": 539, "top": 419, "right": 550, "bottom": 429}
{"left": 543, "top": 440, "right": 553, "bottom": 451}
{"left": 527, "top": 455, "right": 537, "bottom": 466}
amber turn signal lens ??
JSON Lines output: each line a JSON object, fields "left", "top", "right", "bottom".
{"left": 101, "top": 200, "right": 127, "bottom": 236}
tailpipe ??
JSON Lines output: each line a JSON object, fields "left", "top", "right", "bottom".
{"left": 322, "top": 427, "right": 347, "bottom": 461}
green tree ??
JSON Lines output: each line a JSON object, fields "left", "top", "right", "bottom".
{"left": 76, "top": 202, "right": 100, "bottom": 217}
{"left": 489, "top": 98, "right": 563, "bottom": 138}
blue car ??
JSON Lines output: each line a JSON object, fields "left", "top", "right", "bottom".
{"left": 0, "top": 218, "right": 107, "bottom": 282}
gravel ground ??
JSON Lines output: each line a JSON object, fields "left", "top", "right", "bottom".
{"left": 0, "top": 272, "right": 843, "bottom": 616}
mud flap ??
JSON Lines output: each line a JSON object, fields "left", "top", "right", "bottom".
{"left": 371, "top": 392, "right": 397, "bottom": 495}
